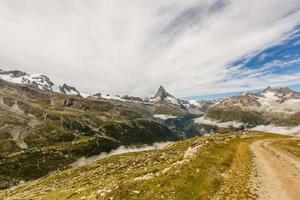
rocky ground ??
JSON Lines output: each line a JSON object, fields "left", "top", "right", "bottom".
{"left": 250, "top": 138, "right": 300, "bottom": 200}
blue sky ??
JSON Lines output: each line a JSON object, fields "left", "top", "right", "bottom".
{"left": 188, "top": 25, "right": 300, "bottom": 100}
{"left": 0, "top": 0, "right": 300, "bottom": 97}
{"left": 187, "top": 83, "right": 300, "bottom": 100}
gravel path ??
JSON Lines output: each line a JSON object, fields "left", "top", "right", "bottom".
{"left": 250, "top": 138, "right": 300, "bottom": 200}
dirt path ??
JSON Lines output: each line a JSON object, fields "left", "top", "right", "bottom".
{"left": 250, "top": 138, "right": 300, "bottom": 200}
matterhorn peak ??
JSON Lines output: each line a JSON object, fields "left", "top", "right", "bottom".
{"left": 153, "top": 86, "right": 173, "bottom": 100}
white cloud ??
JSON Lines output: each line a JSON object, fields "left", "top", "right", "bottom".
{"left": 194, "top": 116, "right": 244, "bottom": 128}
{"left": 0, "top": 0, "right": 300, "bottom": 97}
{"left": 70, "top": 141, "right": 172, "bottom": 167}
{"left": 251, "top": 124, "right": 300, "bottom": 136}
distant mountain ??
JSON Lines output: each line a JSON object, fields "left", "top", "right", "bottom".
{"left": 0, "top": 77, "right": 179, "bottom": 189}
{"left": 214, "top": 86, "right": 300, "bottom": 114}
{"left": 200, "top": 86, "right": 300, "bottom": 128}
{"left": 0, "top": 69, "right": 81, "bottom": 96}
{"left": 151, "top": 86, "right": 181, "bottom": 104}
{"left": 0, "top": 69, "right": 55, "bottom": 91}
{"left": 100, "top": 94, "right": 144, "bottom": 102}
{"left": 180, "top": 99, "right": 218, "bottom": 114}
{"left": 59, "top": 83, "right": 81, "bottom": 96}
{"left": 0, "top": 70, "right": 216, "bottom": 115}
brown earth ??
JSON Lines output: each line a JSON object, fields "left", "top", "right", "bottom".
{"left": 250, "top": 138, "right": 300, "bottom": 200}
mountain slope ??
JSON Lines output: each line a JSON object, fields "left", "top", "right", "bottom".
{"left": 150, "top": 86, "right": 188, "bottom": 110}
{"left": 0, "top": 69, "right": 81, "bottom": 96}
{"left": 200, "top": 87, "right": 300, "bottom": 128}
{"left": 0, "top": 79, "right": 178, "bottom": 189}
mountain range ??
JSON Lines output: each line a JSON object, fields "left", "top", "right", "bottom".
{"left": 0, "top": 68, "right": 300, "bottom": 189}
{"left": 1, "top": 69, "right": 300, "bottom": 128}
{"left": 200, "top": 86, "right": 300, "bottom": 129}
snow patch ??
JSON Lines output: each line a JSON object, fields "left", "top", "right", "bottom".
{"left": 80, "top": 93, "right": 91, "bottom": 98}
{"left": 65, "top": 89, "right": 79, "bottom": 96}
{"left": 165, "top": 96, "right": 179, "bottom": 105}
{"left": 188, "top": 100, "right": 200, "bottom": 107}
{"left": 257, "top": 91, "right": 280, "bottom": 107}
{"left": 102, "top": 94, "right": 126, "bottom": 102}
{"left": 150, "top": 96, "right": 161, "bottom": 102}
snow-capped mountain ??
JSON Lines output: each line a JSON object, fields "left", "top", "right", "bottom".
{"left": 59, "top": 83, "right": 81, "bottom": 96}
{"left": 215, "top": 86, "right": 300, "bottom": 114}
{"left": 180, "top": 99, "right": 218, "bottom": 114}
{"left": 197, "top": 86, "right": 300, "bottom": 129}
{"left": 150, "top": 86, "right": 185, "bottom": 106}
{"left": 89, "top": 93, "right": 144, "bottom": 102}
{"left": 255, "top": 87, "right": 300, "bottom": 113}
{"left": 0, "top": 70, "right": 55, "bottom": 91}
{"left": 0, "top": 69, "right": 81, "bottom": 96}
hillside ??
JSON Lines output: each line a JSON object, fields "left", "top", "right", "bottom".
{"left": 0, "top": 131, "right": 287, "bottom": 200}
{"left": 198, "top": 87, "right": 300, "bottom": 129}
{"left": 0, "top": 79, "right": 181, "bottom": 189}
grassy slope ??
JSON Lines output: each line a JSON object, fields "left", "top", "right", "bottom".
{"left": 206, "top": 108, "right": 266, "bottom": 126}
{"left": 0, "top": 131, "right": 286, "bottom": 200}
{"left": 275, "top": 111, "right": 300, "bottom": 126}
{"left": 273, "top": 139, "right": 300, "bottom": 157}
{"left": 206, "top": 107, "right": 300, "bottom": 128}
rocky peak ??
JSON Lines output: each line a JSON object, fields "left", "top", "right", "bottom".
{"left": 151, "top": 86, "right": 188, "bottom": 110}
{"left": 263, "top": 86, "right": 273, "bottom": 92}
{"left": 93, "top": 93, "right": 102, "bottom": 97}
{"left": 262, "top": 86, "right": 294, "bottom": 94}
{"left": 0, "top": 70, "right": 28, "bottom": 77}
{"left": 153, "top": 86, "right": 173, "bottom": 100}
{"left": 59, "top": 83, "right": 81, "bottom": 96}
{"left": 0, "top": 69, "right": 54, "bottom": 91}
{"left": 121, "top": 95, "right": 143, "bottom": 102}
{"left": 261, "top": 86, "right": 299, "bottom": 100}
{"left": 239, "top": 91, "right": 251, "bottom": 96}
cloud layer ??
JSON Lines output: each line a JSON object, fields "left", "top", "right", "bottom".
{"left": 251, "top": 124, "right": 300, "bottom": 136}
{"left": 0, "top": 0, "right": 300, "bottom": 97}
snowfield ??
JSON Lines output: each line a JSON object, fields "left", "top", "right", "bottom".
{"left": 0, "top": 72, "right": 54, "bottom": 91}
{"left": 256, "top": 90, "right": 300, "bottom": 114}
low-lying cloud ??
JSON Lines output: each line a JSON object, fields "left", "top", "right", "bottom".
{"left": 194, "top": 117, "right": 244, "bottom": 128}
{"left": 251, "top": 124, "right": 300, "bottom": 136}
{"left": 70, "top": 142, "right": 173, "bottom": 167}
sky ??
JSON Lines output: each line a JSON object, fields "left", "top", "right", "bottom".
{"left": 0, "top": 0, "right": 300, "bottom": 98}
{"left": 187, "top": 83, "right": 300, "bottom": 100}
